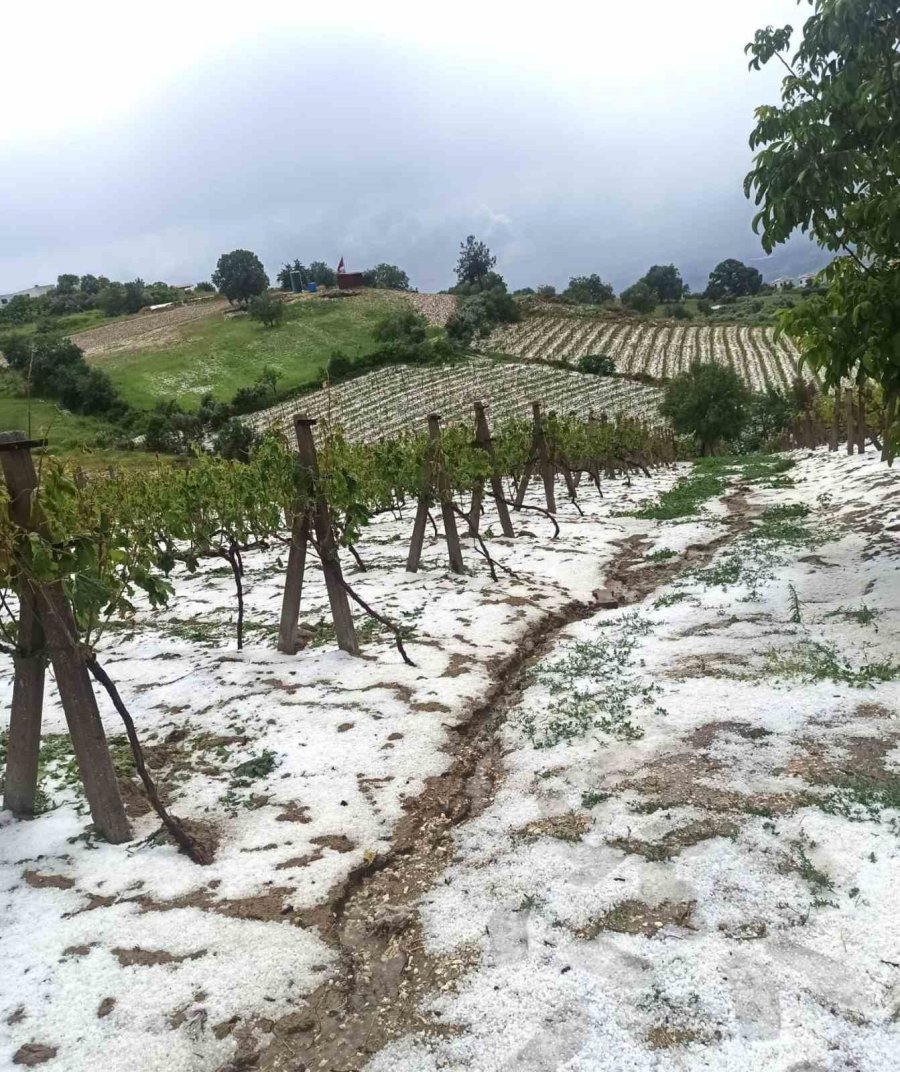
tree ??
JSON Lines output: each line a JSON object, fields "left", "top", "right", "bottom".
{"left": 620, "top": 281, "right": 656, "bottom": 313}
{"left": 97, "top": 282, "right": 127, "bottom": 317}
{"left": 640, "top": 264, "right": 684, "bottom": 303}
{"left": 364, "top": 263, "right": 410, "bottom": 290}
{"left": 563, "top": 274, "right": 614, "bottom": 305}
{"left": 706, "top": 259, "right": 763, "bottom": 299}
{"left": 194, "top": 281, "right": 215, "bottom": 293}
{"left": 123, "top": 279, "right": 147, "bottom": 313}
{"left": 212, "top": 250, "right": 269, "bottom": 305}
{"left": 373, "top": 308, "right": 428, "bottom": 352}
{"left": 308, "top": 261, "right": 337, "bottom": 287}
{"left": 248, "top": 291, "right": 285, "bottom": 328}
{"left": 745, "top": 1, "right": 900, "bottom": 452}
{"left": 0, "top": 294, "right": 34, "bottom": 325}
{"left": 455, "top": 236, "right": 496, "bottom": 286}
{"left": 79, "top": 274, "right": 101, "bottom": 295}
{"left": 536, "top": 284, "right": 557, "bottom": 297}
{"left": 55, "top": 274, "right": 79, "bottom": 296}
{"left": 661, "top": 362, "right": 750, "bottom": 454}
{"left": 578, "top": 354, "right": 616, "bottom": 376}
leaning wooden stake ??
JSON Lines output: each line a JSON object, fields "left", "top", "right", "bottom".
{"left": 857, "top": 379, "right": 867, "bottom": 454}
{"left": 293, "top": 418, "right": 359, "bottom": 656}
{"left": 470, "top": 402, "right": 515, "bottom": 539}
{"left": 0, "top": 431, "right": 130, "bottom": 843}
{"left": 406, "top": 415, "right": 464, "bottom": 574}
{"left": 514, "top": 401, "right": 556, "bottom": 513}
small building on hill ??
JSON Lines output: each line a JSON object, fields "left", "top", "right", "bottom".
{"left": 337, "top": 272, "right": 366, "bottom": 291}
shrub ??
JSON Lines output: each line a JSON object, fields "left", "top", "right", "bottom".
{"left": 213, "top": 419, "right": 259, "bottom": 463}
{"left": 664, "top": 303, "right": 693, "bottom": 320}
{"left": 660, "top": 362, "right": 750, "bottom": 454}
{"left": 620, "top": 281, "right": 656, "bottom": 313}
{"left": 193, "top": 281, "right": 215, "bottom": 293}
{"left": 248, "top": 292, "right": 285, "bottom": 328}
{"left": 562, "top": 274, "right": 614, "bottom": 305}
{"left": 578, "top": 354, "right": 616, "bottom": 376}
{"left": 696, "top": 298, "right": 713, "bottom": 315}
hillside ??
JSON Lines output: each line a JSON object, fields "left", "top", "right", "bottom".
{"left": 489, "top": 311, "right": 809, "bottom": 390}
{"left": 249, "top": 359, "right": 663, "bottom": 442}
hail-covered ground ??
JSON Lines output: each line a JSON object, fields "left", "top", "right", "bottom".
{"left": 2, "top": 448, "right": 900, "bottom": 1072}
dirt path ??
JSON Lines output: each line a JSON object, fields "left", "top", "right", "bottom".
{"left": 247, "top": 492, "right": 753, "bottom": 1072}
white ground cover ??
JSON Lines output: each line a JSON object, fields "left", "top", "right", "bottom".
{"left": 0, "top": 466, "right": 693, "bottom": 1071}
{"left": 369, "top": 448, "right": 900, "bottom": 1072}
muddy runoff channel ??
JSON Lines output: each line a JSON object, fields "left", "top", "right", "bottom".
{"left": 240, "top": 491, "right": 751, "bottom": 1072}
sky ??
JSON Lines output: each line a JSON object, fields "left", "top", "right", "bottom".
{"left": 0, "top": 0, "right": 823, "bottom": 295}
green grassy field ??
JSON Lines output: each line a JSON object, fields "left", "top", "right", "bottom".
{"left": 0, "top": 395, "right": 158, "bottom": 470}
{"left": 91, "top": 294, "right": 394, "bottom": 410}
{"left": 650, "top": 290, "right": 812, "bottom": 325}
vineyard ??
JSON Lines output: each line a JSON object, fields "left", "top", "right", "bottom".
{"left": 248, "top": 359, "right": 663, "bottom": 442}
{"left": 488, "top": 313, "right": 811, "bottom": 389}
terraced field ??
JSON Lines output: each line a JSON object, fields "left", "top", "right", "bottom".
{"left": 489, "top": 314, "right": 810, "bottom": 389}
{"left": 248, "top": 359, "right": 662, "bottom": 442}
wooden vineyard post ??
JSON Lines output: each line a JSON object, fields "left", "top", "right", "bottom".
{"left": 470, "top": 402, "right": 515, "bottom": 539}
{"left": 857, "top": 380, "right": 867, "bottom": 454}
{"left": 277, "top": 504, "right": 310, "bottom": 655}
{"left": 0, "top": 434, "right": 45, "bottom": 816}
{"left": 845, "top": 388, "right": 856, "bottom": 455}
{"left": 293, "top": 418, "right": 359, "bottom": 656}
{"left": 0, "top": 431, "right": 130, "bottom": 842}
{"left": 406, "top": 415, "right": 464, "bottom": 574}
{"left": 829, "top": 388, "right": 840, "bottom": 451}
{"left": 514, "top": 401, "right": 556, "bottom": 513}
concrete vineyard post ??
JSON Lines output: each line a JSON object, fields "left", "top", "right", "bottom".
{"left": 293, "top": 418, "right": 359, "bottom": 656}
{"left": 0, "top": 431, "right": 130, "bottom": 843}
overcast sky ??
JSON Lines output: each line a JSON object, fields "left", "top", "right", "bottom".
{"left": 0, "top": 0, "right": 821, "bottom": 295}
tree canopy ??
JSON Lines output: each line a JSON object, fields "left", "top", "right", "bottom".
{"left": 640, "top": 264, "right": 685, "bottom": 303}
{"left": 745, "top": 0, "right": 900, "bottom": 432}
{"left": 363, "top": 263, "right": 411, "bottom": 290}
{"left": 455, "top": 236, "right": 496, "bottom": 286}
{"left": 706, "top": 259, "right": 763, "bottom": 299}
{"left": 212, "top": 250, "right": 270, "bottom": 305}
{"left": 563, "top": 274, "right": 614, "bottom": 305}
{"left": 661, "top": 362, "right": 750, "bottom": 454}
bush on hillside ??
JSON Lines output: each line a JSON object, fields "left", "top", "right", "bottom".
{"left": 620, "top": 281, "right": 656, "bottom": 313}
{"left": 248, "top": 292, "right": 285, "bottom": 328}
{"left": 664, "top": 303, "right": 693, "bottom": 320}
{"left": 562, "top": 274, "right": 614, "bottom": 305}
{"left": 578, "top": 354, "right": 616, "bottom": 376}
{"left": 660, "top": 362, "right": 750, "bottom": 454}
{"left": 213, "top": 418, "right": 259, "bottom": 463}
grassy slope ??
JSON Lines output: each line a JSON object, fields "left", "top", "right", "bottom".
{"left": 0, "top": 396, "right": 156, "bottom": 470}
{"left": 90, "top": 294, "right": 395, "bottom": 410}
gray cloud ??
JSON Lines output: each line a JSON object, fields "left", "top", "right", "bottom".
{"left": 0, "top": 18, "right": 824, "bottom": 295}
